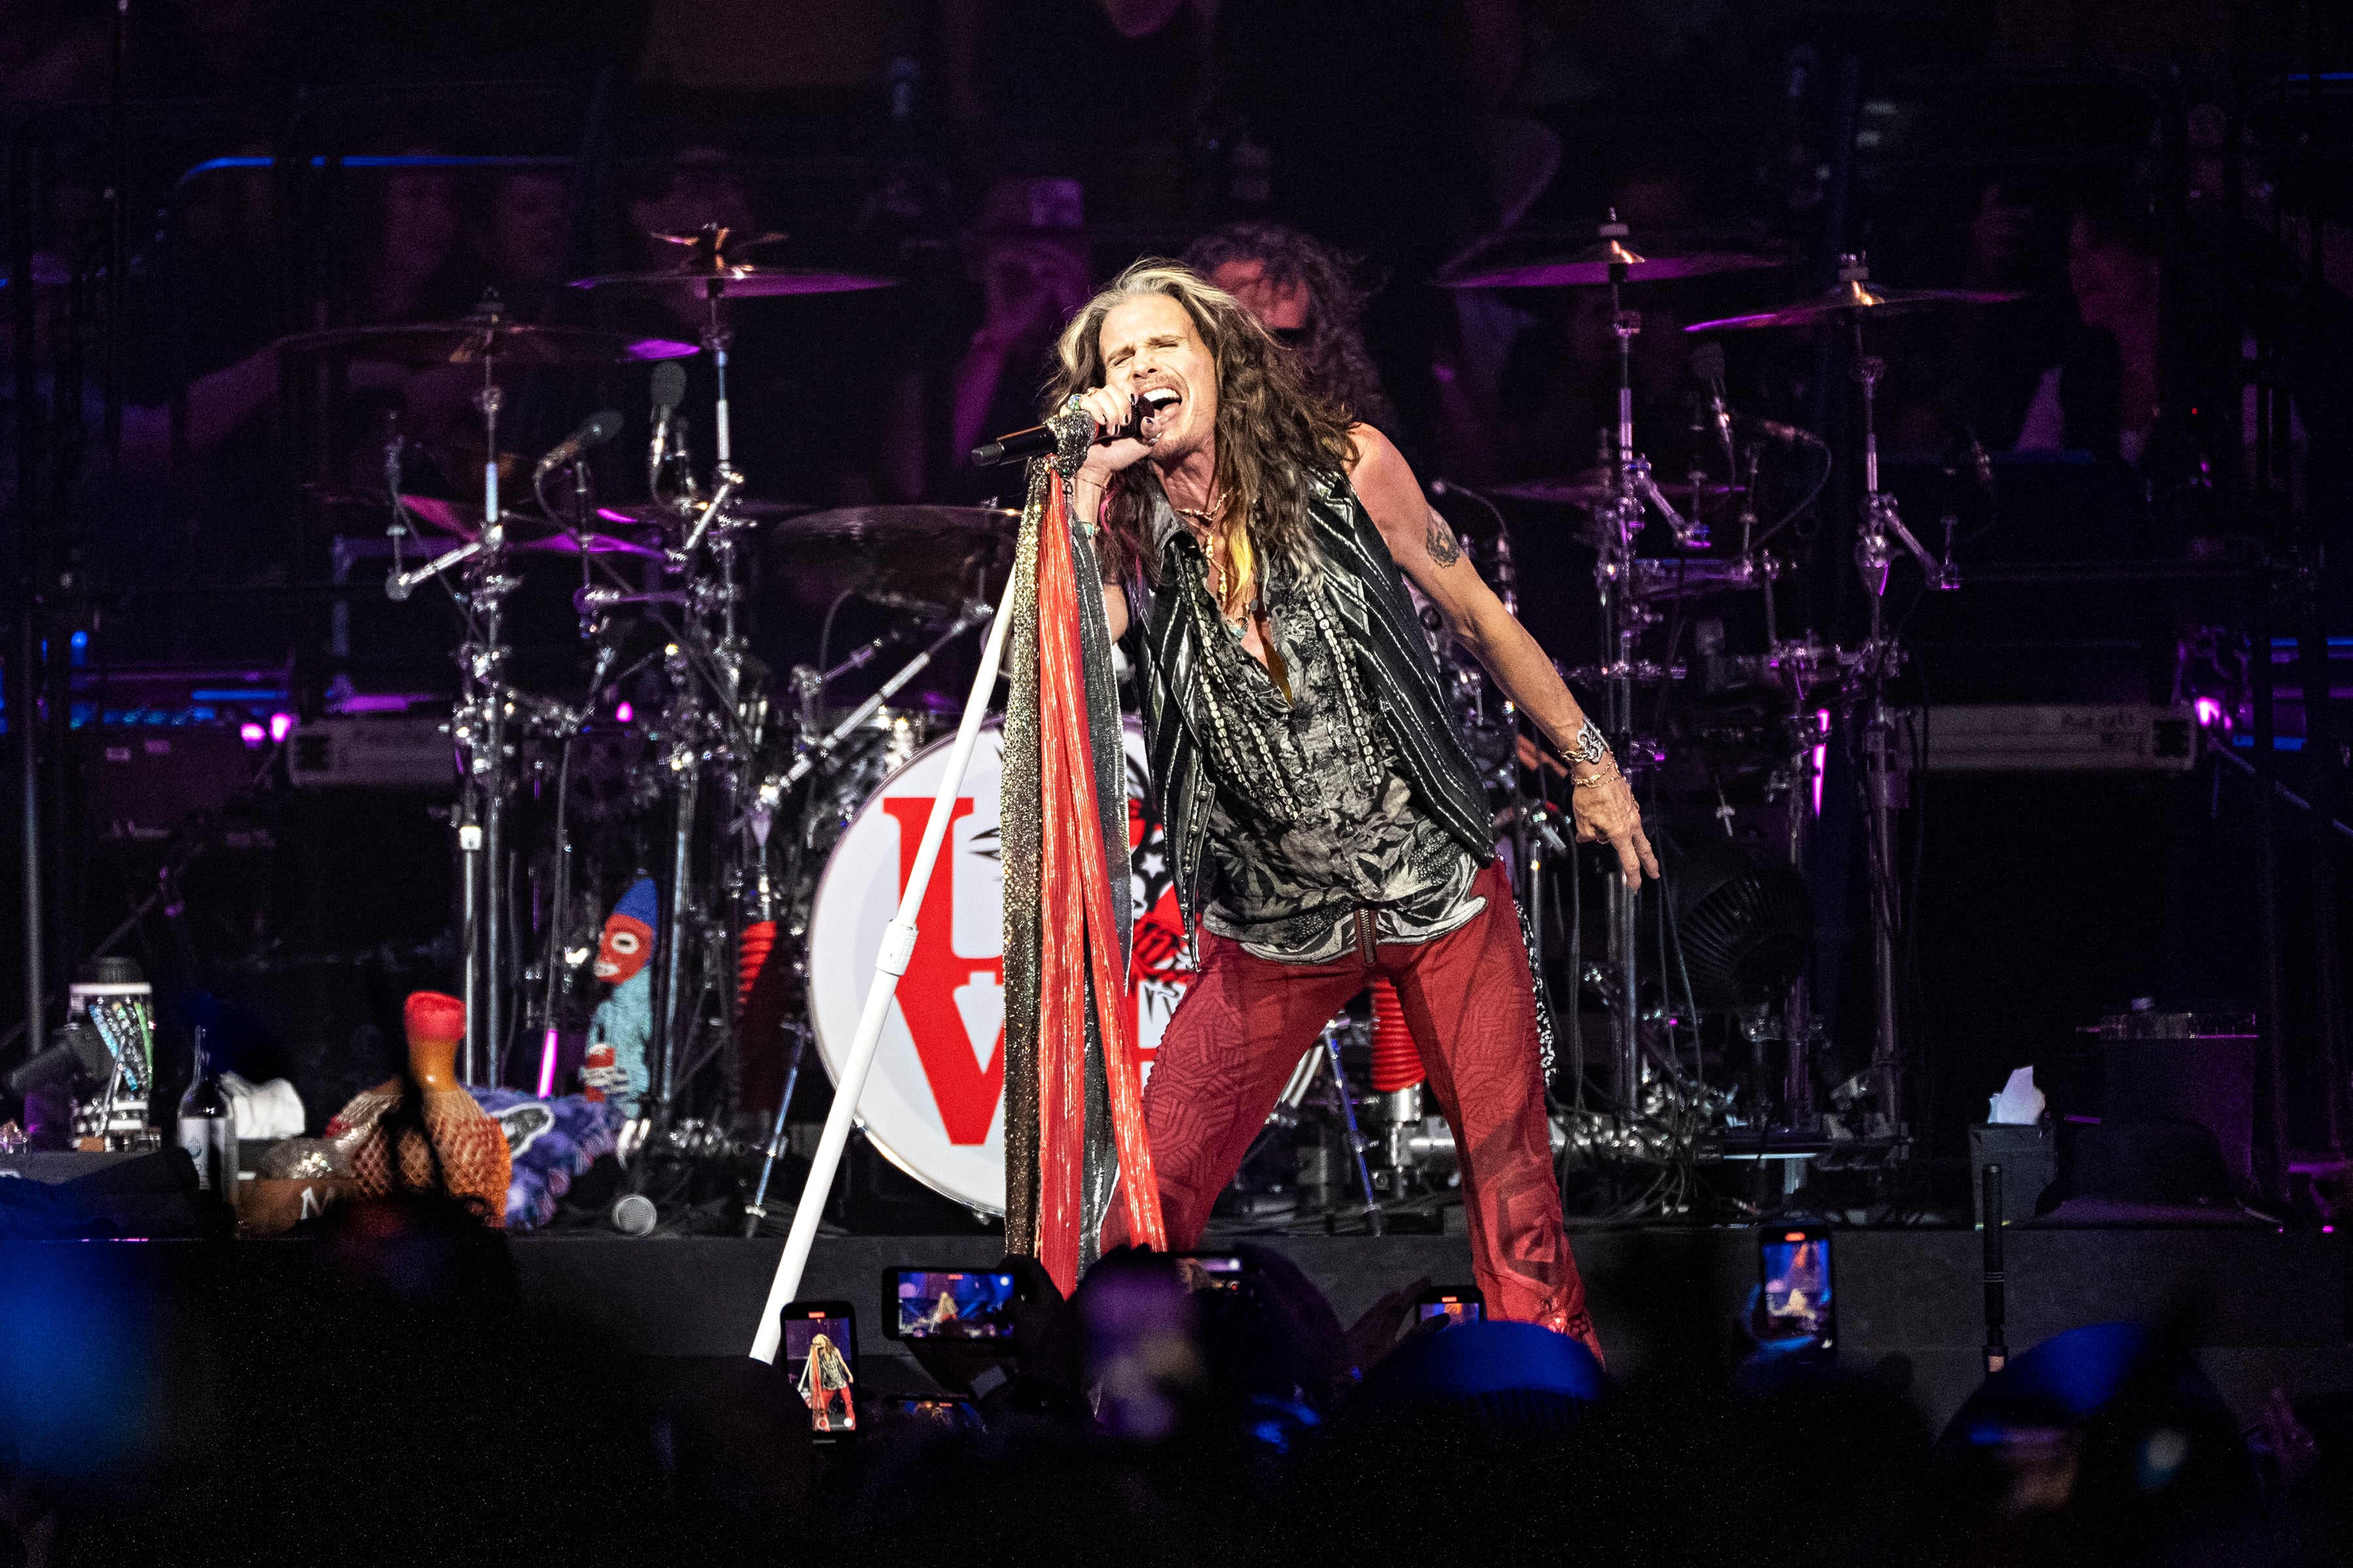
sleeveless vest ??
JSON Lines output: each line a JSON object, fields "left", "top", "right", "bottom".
{"left": 1123, "top": 469, "right": 1494, "bottom": 950}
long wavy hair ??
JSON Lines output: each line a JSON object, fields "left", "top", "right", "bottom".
{"left": 1047, "top": 259, "right": 1357, "bottom": 586}
{"left": 1180, "top": 222, "right": 1398, "bottom": 435}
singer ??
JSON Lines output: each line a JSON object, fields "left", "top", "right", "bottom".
{"left": 1054, "top": 262, "right": 1655, "bottom": 1356}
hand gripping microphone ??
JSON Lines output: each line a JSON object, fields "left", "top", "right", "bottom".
{"left": 969, "top": 390, "right": 1169, "bottom": 468}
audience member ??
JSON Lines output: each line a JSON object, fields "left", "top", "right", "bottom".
{"left": 1182, "top": 221, "right": 1400, "bottom": 437}
{"left": 947, "top": 176, "right": 1094, "bottom": 493}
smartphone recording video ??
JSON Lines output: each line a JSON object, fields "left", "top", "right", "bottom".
{"left": 779, "top": 1299, "right": 859, "bottom": 1437}
{"left": 1758, "top": 1228, "right": 1835, "bottom": 1353}
{"left": 1413, "top": 1286, "right": 1484, "bottom": 1326}
{"left": 889, "top": 1267, "right": 1018, "bottom": 1341}
{"left": 1176, "top": 1253, "right": 1245, "bottom": 1292}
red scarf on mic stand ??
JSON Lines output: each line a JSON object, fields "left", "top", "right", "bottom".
{"left": 1002, "top": 459, "right": 1165, "bottom": 1293}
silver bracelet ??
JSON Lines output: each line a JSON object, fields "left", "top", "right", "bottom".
{"left": 1565, "top": 718, "right": 1612, "bottom": 769}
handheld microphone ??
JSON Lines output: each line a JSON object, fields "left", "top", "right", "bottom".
{"left": 1688, "top": 341, "right": 1737, "bottom": 468}
{"left": 648, "top": 363, "right": 686, "bottom": 475}
{"left": 970, "top": 392, "right": 1163, "bottom": 468}
{"left": 535, "top": 409, "right": 624, "bottom": 479}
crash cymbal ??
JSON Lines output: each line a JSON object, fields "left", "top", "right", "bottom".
{"left": 1442, "top": 248, "right": 1784, "bottom": 290}
{"left": 1492, "top": 471, "right": 1741, "bottom": 510}
{"left": 777, "top": 505, "right": 1018, "bottom": 542}
{"left": 278, "top": 320, "right": 695, "bottom": 365}
{"left": 1686, "top": 258, "right": 2022, "bottom": 332}
{"left": 1441, "top": 210, "right": 1786, "bottom": 290}
{"left": 567, "top": 264, "right": 900, "bottom": 299}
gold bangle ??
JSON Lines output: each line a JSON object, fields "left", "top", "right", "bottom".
{"left": 1573, "top": 769, "right": 1620, "bottom": 790}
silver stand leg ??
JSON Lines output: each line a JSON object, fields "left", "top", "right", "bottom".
{"left": 654, "top": 759, "right": 700, "bottom": 1116}
{"left": 1324, "top": 1027, "right": 1384, "bottom": 1235}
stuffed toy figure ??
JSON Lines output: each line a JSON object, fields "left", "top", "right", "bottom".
{"left": 582, "top": 878, "right": 658, "bottom": 1119}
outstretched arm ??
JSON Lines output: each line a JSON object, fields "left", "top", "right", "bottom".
{"left": 1346, "top": 425, "right": 1657, "bottom": 886}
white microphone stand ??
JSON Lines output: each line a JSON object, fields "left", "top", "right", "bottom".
{"left": 749, "top": 558, "right": 1022, "bottom": 1362}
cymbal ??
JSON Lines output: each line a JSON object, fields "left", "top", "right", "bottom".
{"left": 764, "top": 507, "right": 1016, "bottom": 612}
{"left": 595, "top": 499, "right": 812, "bottom": 529}
{"left": 1686, "top": 271, "right": 2023, "bottom": 332}
{"left": 396, "top": 496, "right": 659, "bottom": 557}
{"left": 278, "top": 321, "right": 696, "bottom": 365}
{"left": 778, "top": 505, "right": 1018, "bottom": 542}
{"left": 1492, "top": 471, "right": 1741, "bottom": 510}
{"left": 1441, "top": 247, "right": 1784, "bottom": 290}
{"left": 567, "top": 264, "right": 900, "bottom": 299}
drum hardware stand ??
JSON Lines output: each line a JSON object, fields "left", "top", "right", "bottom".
{"left": 741, "top": 1022, "right": 815, "bottom": 1237}
{"left": 1584, "top": 215, "right": 1723, "bottom": 1120}
{"left": 401, "top": 314, "right": 522, "bottom": 1087}
{"left": 1846, "top": 311, "right": 1956, "bottom": 1146}
{"left": 756, "top": 601, "right": 995, "bottom": 801}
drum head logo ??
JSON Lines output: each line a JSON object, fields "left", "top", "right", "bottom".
{"left": 806, "top": 726, "right": 1191, "bottom": 1214}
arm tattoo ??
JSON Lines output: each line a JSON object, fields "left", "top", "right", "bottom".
{"left": 1424, "top": 509, "right": 1462, "bottom": 567}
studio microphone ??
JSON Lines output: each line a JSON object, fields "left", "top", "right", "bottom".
{"left": 1689, "top": 341, "right": 1737, "bottom": 468}
{"left": 970, "top": 391, "right": 1165, "bottom": 468}
{"left": 648, "top": 363, "right": 686, "bottom": 474}
{"left": 534, "top": 409, "right": 624, "bottom": 479}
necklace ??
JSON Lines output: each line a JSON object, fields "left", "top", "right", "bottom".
{"left": 1175, "top": 489, "right": 1246, "bottom": 618}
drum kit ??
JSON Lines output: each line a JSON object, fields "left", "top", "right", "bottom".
{"left": 1443, "top": 228, "right": 2016, "bottom": 1207}
{"left": 278, "top": 208, "right": 2015, "bottom": 1231}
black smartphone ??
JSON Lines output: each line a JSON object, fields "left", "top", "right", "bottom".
{"left": 778, "top": 1298, "right": 860, "bottom": 1439}
{"left": 1757, "top": 1226, "right": 1835, "bottom": 1354}
{"left": 1413, "top": 1285, "right": 1485, "bottom": 1326}
{"left": 884, "top": 1267, "right": 1020, "bottom": 1341}
{"left": 1176, "top": 1252, "right": 1246, "bottom": 1292}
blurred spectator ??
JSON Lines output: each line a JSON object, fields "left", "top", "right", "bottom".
{"left": 1182, "top": 220, "right": 1399, "bottom": 435}
{"left": 2014, "top": 199, "right": 2162, "bottom": 466}
{"left": 352, "top": 156, "right": 469, "bottom": 325}
{"left": 947, "top": 176, "right": 1093, "bottom": 490}
{"left": 473, "top": 167, "right": 574, "bottom": 322}
{"left": 941, "top": 0, "right": 1210, "bottom": 222}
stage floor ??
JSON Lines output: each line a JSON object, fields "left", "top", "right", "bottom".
{"left": 8, "top": 1226, "right": 2341, "bottom": 1431}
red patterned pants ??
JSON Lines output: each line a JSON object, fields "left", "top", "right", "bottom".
{"left": 1107, "top": 861, "right": 1598, "bottom": 1356}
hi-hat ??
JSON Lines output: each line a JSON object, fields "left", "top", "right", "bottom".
{"left": 1686, "top": 258, "right": 2022, "bottom": 331}
{"left": 279, "top": 320, "right": 694, "bottom": 365}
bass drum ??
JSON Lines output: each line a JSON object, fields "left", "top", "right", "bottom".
{"left": 804, "top": 719, "right": 1196, "bottom": 1214}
